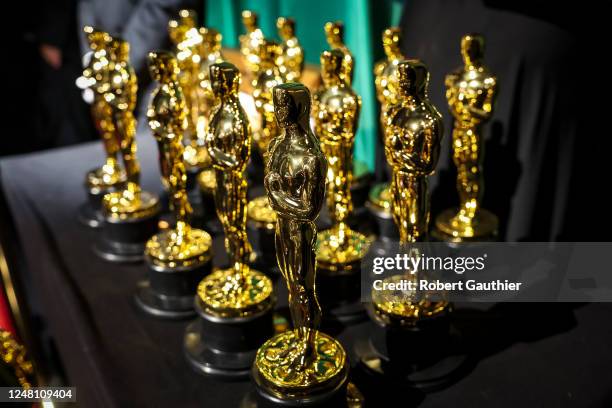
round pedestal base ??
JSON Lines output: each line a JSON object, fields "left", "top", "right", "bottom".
{"left": 317, "top": 264, "right": 366, "bottom": 325}
{"left": 93, "top": 239, "right": 146, "bottom": 263}
{"left": 78, "top": 202, "right": 103, "bottom": 228}
{"left": 94, "top": 209, "right": 160, "bottom": 263}
{"left": 134, "top": 258, "right": 212, "bottom": 319}
{"left": 434, "top": 208, "right": 498, "bottom": 242}
{"left": 133, "top": 280, "right": 197, "bottom": 319}
{"left": 357, "top": 305, "right": 471, "bottom": 392}
{"left": 184, "top": 297, "right": 275, "bottom": 380}
{"left": 365, "top": 202, "right": 398, "bottom": 241}
{"left": 249, "top": 365, "right": 349, "bottom": 408}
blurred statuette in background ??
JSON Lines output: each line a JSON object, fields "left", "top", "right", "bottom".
{"left": 76, "top": 27, "right": 126, "bottom": 228}
{"left": 240, "top": 10, "right": 264, "bottom": 79}
{"left": 94, "top": 36, "right": 161, "bottom": 263}
{"left": 434, "top": 34, "right": 499, "bottom": 242}
{"left": 134, "top": 51, "right": 213, "bottom": 319}
{"left": 168, "top": 9, "right": 212, "bottom": 174}
{"left": 246, "top": 39, "right": 284, "bottom": 270}
{"left": 185, "top": 62, "right": 274, "bottom": 379}
{"left": 367, "top": 27, "right": 405, "bottom": 241}
{"left": 324, "top": 21, "right": 353, "bottom": 85}
{"left": 250, "top": 83, "right": 350, "bottom": 407}
{"left": 313, "top": 49, "right": 372, "bottom": 324}
{"left": 276, "top": 17, "right": 304, "bottom": 82}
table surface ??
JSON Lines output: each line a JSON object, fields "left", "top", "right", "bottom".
{"left": 1, "top": 134, "right": 610, "bottom": 408}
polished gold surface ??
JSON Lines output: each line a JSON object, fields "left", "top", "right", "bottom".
{"left": 145, "top": 51, "right": 212, "bottom": 268}
{"left": 168, "top": 10, "right": 211, "bottom": 170}
{"left": 197, "top": 62, "right": 273, "bottom": 317}
{"left": 324, "top": 21, "right": 353, "bottom": 85}
{"left": 255, "top": 83, "right": 347, "bottom": 391}
{"left": 255, "top": 331, "right": 346, "bottom": 394}
{"left": 240, "top": 10, "right": 264, "bottom": 77}
{"left": 276, "top": 17, "right": 304, "bottom": 82}
{"left": 101, "top": 37, "right": 160, "bottom": 220}
{"left": 252, "top": 39, "right": 284, "bottom": 156}
{"left": 374, "top": 27, "right": 404, "bottom": 123}
{"left": 81, "top": 27, "right": 126, "bottom": 190}
{"left": 313, "top": 49, "right": 371, "bottom": 270}
{"left": 435, "top": 34, "right": 499, "bottom": 240}
{"left": 197, "top": 167, "right": 216, "bottom": 193}
{"left": 375, "top": 60, "right": 447, "bottom": 322}
{"left": 0, "top": 329, "right": 33, "bottom": 388}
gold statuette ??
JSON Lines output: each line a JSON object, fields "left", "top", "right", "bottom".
{"left": 276, "top": 17, "right": 304, "bottom": 82}
{"left": 197, "top": 62, "right": 273, "bottom": 318}
{"left": 168, "top": 9, "right": 211, "bottom": 170}
{"left": 324, "top": 21, "right": 353, "bottom": 85}
{"left": 369, "top": 28, "right": 405, "bottom": 226}
{"left": 314, "top": 49, "right": 371, "bottom": 271}
{"left": 252, "top": 39, "right": 284, "bottom": 157}
{"left": 101, "top": 38, "right": 159, "bottom": 221}
{"left": 246, "top": 40, "right": 284, "bottom": 229}
{"left": 81, "top": 27, "right": 126, "bottom": 190}
{"left": 373, "top": 60, "right": 447, "bottom": 322}
{"left": 240, "top": 10, "right": 264, "bottom": 77}
{"left": 435, "top": 34, "right": 499, "bottom": 240}
{"left": 145, "top": 51, "right": 212, "bottom": 269}
{"left": 254, "top": 83, "right": 348, "bottom": 398}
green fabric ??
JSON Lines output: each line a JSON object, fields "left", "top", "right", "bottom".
{"left": 204, "top": 0, "right": 403, "bottom": 173}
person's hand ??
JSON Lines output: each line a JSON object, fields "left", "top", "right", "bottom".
{"left": 40, "top": 44, "right": 62, "bottom": 69}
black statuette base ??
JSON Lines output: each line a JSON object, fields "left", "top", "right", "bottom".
{"left": 247, "top": 222, "right": 277, "bottom": 271}
{"left": 134, "top": 258, "right": 212, "bottom": 319}
{"left": 93, "top": 210, "right": 160, "bottom": 263}
{"left": 357, "top": 306, "right": 471, "bottom": 392}
{"left": 184, "top": 296, "right": 275, "bottom": 380}
{"left": 248, "top": 363, "right": 350, "bottom": 407}
{"left": 317, "top": 264, "right": 367, "bottom": 325}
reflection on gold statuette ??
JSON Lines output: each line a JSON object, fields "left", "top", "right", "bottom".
{"left": 435, "top": 34, "right": 499, "bottom": 241}
{"left": 314, "top": 49, "right": 371, "bottom": 271}
{"left": 197, "top": 62, "right": 273, "bottom": 317}
{"left": 168, "top": 10, "right": 211, "bottom": 171}
{"left": 373, "top": 60, "right": 447, "bottom": 323}
{"left": 145, "top": 51, "right": 212, "bottom": 269}
{"left": 102, "top": 37, "right": 159, "bottom": 221}
{"left": 253, "top": 83, "right": 348, "bottom": 401}
{"left": 81, "top": 27, "right": 126, "bottom": 190}
{"left": 276, "top": 17, "right": 304, "bottom": 82}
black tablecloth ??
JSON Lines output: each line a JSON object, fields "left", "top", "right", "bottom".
{"left": 1, "top": 134, "right": 610, "bottom": 407}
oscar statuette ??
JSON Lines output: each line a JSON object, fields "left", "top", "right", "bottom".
{"left": 313, "top": 49, "right": 372, "bottom": 324}
{"left": 367, "top": 27, "right": 405, "bottom": 241}
{"left": 323, "top": 22, "right": 372, "bottom": 222}
{"left": 434, "top": 34, "right": 499, "bottom": 242}
{"left": 357, "top": 61, "right": 468, "bottom": 391}
{"left": 240, "top": 10, "right": 264, "bottom": 79}
{"left": 77, "top": 27, "right": 126, "bottom": 228}
{"left": 134, "top": 52, "right": 213, "bottom": 319}
{"left": 276, "top": 17, "right": 304, "bottom": 82}
{"left": 246, "top": 39, "right": 284, "bottom": 270}
{"left": 93, "top": 37, "right": 161, "bottom": 262}
{"left": 249, "top": 83, "right": 350, "bottom": 407}
{"left": 184, "top": 62, "right": 275, "bottom": 379}
{"left": 195, "top": 27, "right": 225, "bottom": 226}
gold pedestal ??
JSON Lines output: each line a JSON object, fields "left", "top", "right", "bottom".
{"left": 253, "top": 330, "right": 349, "bottom": 402}
{"left": 434, "top": 208, "right": 498, "bottom": 242}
